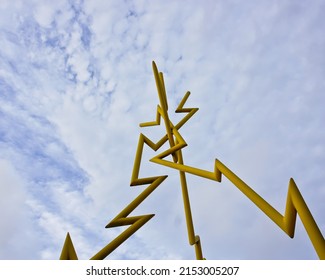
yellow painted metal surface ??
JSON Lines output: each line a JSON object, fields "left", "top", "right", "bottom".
{"left": 60, "top": 61, "right": 325, "bottom": 260}
{"left": 60, "top": 232, "right": 78, "bottom": 260}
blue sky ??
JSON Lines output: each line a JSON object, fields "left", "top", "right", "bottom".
{"left": 0, "top": 0, "right": 324, "bottom": 259}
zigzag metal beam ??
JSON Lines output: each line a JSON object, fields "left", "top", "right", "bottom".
{"left": 60, "top": 174, "right": 167, "bottom": 260}
{"left": 151, "top": 125, "right": 325, "bottom": 259}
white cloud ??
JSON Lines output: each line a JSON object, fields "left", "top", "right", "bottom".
{"left": 0, "top": 160, "right": 26, "bottom": 240}
{"left": 33, "top": 4, "right": 55, "bottom": 28}
{"left": 0, "top": 160, "right": 41, "bottom": 259}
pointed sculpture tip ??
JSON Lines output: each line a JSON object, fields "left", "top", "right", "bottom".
{"left": 152, "top": 61, "right": 158, "bottom": 71}
{"left": 60, "top": 231, "right": 78, "bottom": 260}
{"left": 64, "top": 232, "right": 73, "bottom": 243}
{"left": 63, "top": 232, "right": 71, "bottom": 242}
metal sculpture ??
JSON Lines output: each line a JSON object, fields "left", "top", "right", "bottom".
{"left": 60, "top": 61, "right": 325, "bottom": 260}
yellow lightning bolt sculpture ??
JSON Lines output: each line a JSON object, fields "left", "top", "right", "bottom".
{"left": 60, "top": 61, "right": 325, "bottom": 260}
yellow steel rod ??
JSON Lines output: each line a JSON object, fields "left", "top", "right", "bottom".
{"left": 178, "top": 149, "right": 204, "bottom": 259}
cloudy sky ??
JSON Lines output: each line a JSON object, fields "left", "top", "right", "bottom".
{"left": 0, "top": 0, "right": 324, "bottom": 260}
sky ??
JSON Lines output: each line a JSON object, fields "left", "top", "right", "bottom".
{"left": 0, "top": 0, "right": 324, "bottom": 260}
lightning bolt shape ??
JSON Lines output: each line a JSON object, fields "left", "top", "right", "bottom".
{"left": 151, "top": 145, "right": 325, "bottom": 259}
{"left": 89, "top": 133, "right": 169, "bottom": 260}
